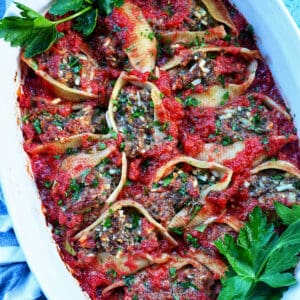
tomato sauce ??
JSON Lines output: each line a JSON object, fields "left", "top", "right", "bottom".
{"left": 19, "top": 0, "right": 300, "bottom": 299}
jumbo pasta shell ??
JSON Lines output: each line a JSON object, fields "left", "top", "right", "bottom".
{"left": 247, "top": 160, "right": 300, "bottom": 205}
{"left": 161, "top": 46, "right": 260, "bottom": 71}
{"left": 73, "top": 200, "right": 176, "bottom": 277}
{"left": 75, "top": 199, "right": 178, "bottom": 246}
{"left": 196, "top": 136, "right": 298, "bottom": 167}
{"left": 60, "top": 146, "right": 115, "bottom": 178}
{"left": 187, "top": 248, "right": 227, "bottom": 278}
{"left": 201, "top": 0, "right": 238, "bottom": 35}
{"left": 251, "top": 160, "right": 300, "bottom": 178}
{"left": 102, "top": 255, "right": 216, "bottom": 298}
{"left": 150, "top": 155, "right": 232, "bottom": 228}
{"left": 107, "top": 72, "right": 167, "bottom": 158}
{"left": 160, "top": 25, "right": 227, "bottom": 45}
{"left": 22, "top": 55, "right": 98, "bottom": 101}
{"left": 247, "top": 92, "right": 291, "bottom": 120}
{"left": 189, "top": 59, "right": 258, "bottom": 107}
{"left": 153, "top": 155, "right": 233, "bottom": 199}
{"left": 25, "top": 133, "right": 107, "bottom": 155}
{"left": 112, "top": 2, "right": 157, "bottom": 72}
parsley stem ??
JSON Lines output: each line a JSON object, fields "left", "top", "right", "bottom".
{"left": 53, "top": 6, "right": 93, "bottom": 25}
{"left": 84, "top": 0, "right": 93, "bottom": 4}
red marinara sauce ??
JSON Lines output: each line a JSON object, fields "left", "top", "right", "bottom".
{"left": 19, "top": 0, "right": 300, "bottom": 299}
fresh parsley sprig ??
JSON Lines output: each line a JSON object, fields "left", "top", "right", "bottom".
{"left": 0, "top": 0, "right": 124, "bottom": 58}
{"left": 215, "top": 205, "right": 300, "bottom": 300}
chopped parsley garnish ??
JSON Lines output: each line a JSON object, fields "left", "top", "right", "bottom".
{"left": 190, "top": 205, "right": 202, "bottom": 221}
{"left": 223, "top": 34, "right": 231, "bottom": 42}
{"left": 98, "top": 142, "right": 107, "bottom": 150}
{"left": 184, "top": 96, "right": 199, "bottom": 107}
{"left": 110, "top": 130, "right": 118, "bottom": 140}
{"left": 162, "top": 174, "right": 174, "bottom": 187}
{"left": 32, "top": 119, "right": 42, "bottom": 134}
{"left": 222, "top": 136, "right": 233, "bottom": 146}
{"left": 120, "top": 142, "right": 126, "bottom": 151}
{"left": 271, "top": 174, "right": 285, "bottom": 181}
{"left": 131, "top": 107, "right": 145, "bottom": 118}
{"left": 67, "top": 178, "right": 85, "bottom": 200}
{"left": 131, "top": 213, "right": 141, "bottom": 229}
{"left": 91, "top": 178, "right": 99, "bottom": 188}
{"left": 124, "top": 275, "right": 135, "bottom": 287}
{"left": 43, "top": 180, "right": 53, "bottom": 189}
{"left": 61, "top": 56, "right": 82, "bottom": 74}
{"left": 220, "top": 91, "right": 229, "bottom": 105}
{"left": 218, "top": 75, "right": 225, "bottom": 88}
{"left": 178, "top": 280, "right": 199, "bottom": 290}
{"left": 106, "top": 268, "right": 117, "bottom": 278}
{"left": 103, "top": 217, "right": 112, "bottom": 228}
{"left": 294, "top": 181, "right": 300, "bottom": 190}
{"left": 169, "top": 267, "right": 177, "bottom": 278}
{"left": 169, "top": 227, "right": 184, "bottom": 236}
{"left": 186, "top": 233, "right": 199, "bottom": 248}
{"left": 207, "top": 52, "right": 218, "bottom": 59}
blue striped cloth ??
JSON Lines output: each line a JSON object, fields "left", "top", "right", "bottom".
{"left": 0, "top": 0, "right": 299, "bottom": 299}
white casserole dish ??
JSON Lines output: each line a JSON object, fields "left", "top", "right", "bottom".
{"left": 0, "top": 1, "right": 299, "bottom": 299}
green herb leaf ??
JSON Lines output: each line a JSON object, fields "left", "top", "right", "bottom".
{"left": 186, "top": 233, "right": 199, "bottom": 248}
{"left": 215, "top": 206, "right": 300, "bottom": 300}
{"left": 221, "top": 136, "right": 233, "bottom": 146}
{"left": 218, "top": 75, "right": 225, "bottom": 88}
{"left": 103, "top": 217, "right": 112, "bottom": 228}
{"left": 73, "top": 8, "right": 98, "bottom": 36}
{"left": 32, "top": 119, "right": 42, "bottom": 134}
{"left": 0, "top": 0, "right": 124, "bottom": 58}
{"left": 275, "top": 202, "right": 300, "bottom": 225}
{"left": 184, "top": 96, "right": 199, "bottom": 107}
{"left": 107, "top": 268, "right": 117, "bottom": 278}
{"left": 64, "top": 239, "right": 76, "bottom": 256}
{"left": 98, "top": 142, "right": 107, "bottom": 150}
{"left": 124, "top": 275, "right": 135, "bottom": 287}
{"left": 0, "top": 3, "right": 59, "bottom": 58}
{"left": 97, "top": 0, "right": 124, "bottom": 15}
{"left": 162, "top": 174, "right": 173, "bottom": 187}
{"left": 169, "top": 267, "right": 177, "bottom": 278}
{"left": 49, "top": 0, "right": 84, "bottom": 16}
{"left": 169, "top": 226, "right": 184, "bottom": 236}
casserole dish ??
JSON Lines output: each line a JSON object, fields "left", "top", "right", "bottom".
{"left": 0, "top": 0, "right": 299, "bottom": 299}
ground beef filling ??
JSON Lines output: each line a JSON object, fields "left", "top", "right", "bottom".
{"left": 94, "top": 208, "right": 144, "bottom": 255}
{"left": 247, "top": 170, "right": 300, "bottom": 204}
{"left": 184, "top": 2, "right": 216, "bottom": 31}
{"left": 124, "top": 263, "right": 215, "bottom": 299}
{"left": 62, "top": 157, "right": 121, "bottom": 224}
{"left": 114, "top": 87, "right": 158, "bottom": 158}
{"left": 214, "top": 104, "right": 273, "bottom": 144}
{"left": 136, "top": 167, "right": 219, "bottom": 225}
{"left": 169, "top": 54, "right": 214, "bottom": 91}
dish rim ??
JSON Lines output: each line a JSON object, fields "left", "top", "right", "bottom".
{"left": 0, "top": 0, "right": 299, "bottom": 299}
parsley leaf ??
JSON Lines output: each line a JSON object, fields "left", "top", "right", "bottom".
{"left": 215, "top": 206, "right": 300, "bottom": 300}
{"left": 0, "top": 3, "right": 58, "bottom": 58}
{"left": 274, "top": 202, "right": 300, "bottom": 226}
{"left": 0, "top": 0, "right": 124, "bottom": 57}
{"left": 49, "top": 0, "right": 84, "bottom": 16}
{"left": 73, "top": 8, "right": 98, "bottom": 36}
{"left": 97, "top": 0, "right": 124, "bottom": 15}
{"left": 184, "top": 96, "right": 199, "bottom": 107}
